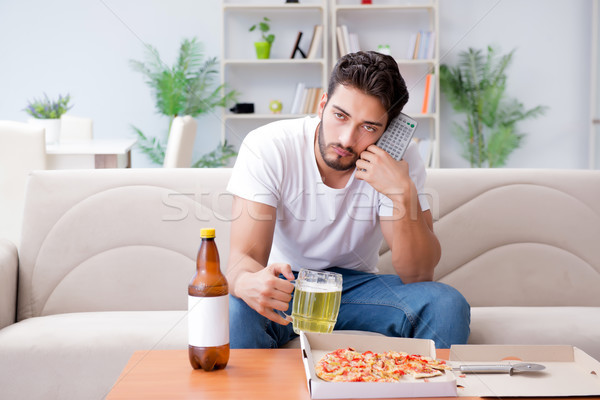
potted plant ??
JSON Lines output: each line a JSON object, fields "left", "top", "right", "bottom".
{"left": 250, "top": 17, "right": 275, "bottom": 59}
{"left": 24, "top": 93, "right": 72, "bottom": 144}
{"left": 129, "top": 37, "right": 238, "bottom": 167}
{"left": 440, "top": 46, "right": 547, "bottom": 167}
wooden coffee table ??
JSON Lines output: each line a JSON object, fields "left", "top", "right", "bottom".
{"left": 106, "top": 349, "right": 600, "bottom": 400}
{"left": 107, "top": 349, "right": 308, "bottom": 400}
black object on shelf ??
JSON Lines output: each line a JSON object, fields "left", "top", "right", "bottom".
{"left": 290, "top": 32, "right": 307, "bottom": 59}
{"left": 230, "top": 103, "right": 255, "bottom": 114}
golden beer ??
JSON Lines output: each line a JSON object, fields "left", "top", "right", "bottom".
{"left": 291, "top": 285, "right": 342, "bottom": 334}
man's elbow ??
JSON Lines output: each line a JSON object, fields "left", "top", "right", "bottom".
{"left": 392, "top": 258, "right": 438, "bottom": 283}
{"left": 396, "top": 270, "right": 435, "bottom": 284}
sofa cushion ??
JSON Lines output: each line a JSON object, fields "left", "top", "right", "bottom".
{"left": 17, "top": 169, "right": 233, "bottom": 320}
{"left": 378, "top": 169, "right": 600, "bottom": 308}
{"left": 469, "top": 306, "right": 600, "bottom": 361}
{"left": 427, "top": 169, "right": 600, "bottom": 307}
{"left": 0, "top": 311, "right": 188, "bottom": 400}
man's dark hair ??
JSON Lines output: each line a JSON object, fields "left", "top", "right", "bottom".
{"left": 327, "top": 51, "right": 408, "bottom": 125}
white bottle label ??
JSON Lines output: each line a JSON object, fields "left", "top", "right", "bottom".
{"left": 188, "top": 295, "right": 229, "bottom": 347}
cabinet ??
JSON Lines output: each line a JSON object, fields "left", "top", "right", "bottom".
{"left": 221, "top": 1, "right": 328, "bottom": 151}
{"left": 331, "top": 0, "right": 440, "bottom": 167}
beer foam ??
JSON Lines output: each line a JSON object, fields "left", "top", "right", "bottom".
{"left": 297, "top": 283, "right": 340, "bottom": 292}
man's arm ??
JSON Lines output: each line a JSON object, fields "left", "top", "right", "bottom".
{"left": 380, "top": 206, "right": 440, "bottom": 283}
{"left": 226, "top": 195, "right": 295, "bottom": 325}
{"left": 356, "top": 145, "right": 441, "bottom": 283}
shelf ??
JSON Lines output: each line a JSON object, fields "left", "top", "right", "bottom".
{"left": 224, "top": 4, "right": 324, "bottom": 11}
{"left": 224, "top": 113, "right": 313, "bottom": 120}
{"left": 412, "top": 113, "right": 438, "bottom": 119}
{"left": 334, "top": 5, "right": 435, "bottom": 11}
{"left": 224, "top": 59, "right": 326, "bottom": 66}
{"left": 396, "top": 59, "right": 437, "bottom": 65}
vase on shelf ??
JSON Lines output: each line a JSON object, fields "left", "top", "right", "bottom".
{"left": 28, "top": 118, "right": 61, "bottom": 144}
{"left": 254, "top": 42, "right": 271, "bottom": 59}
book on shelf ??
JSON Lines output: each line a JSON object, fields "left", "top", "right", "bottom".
{"left": 420, "top": 73, "right": 436, "bottom": 114}
{"left": 348, "top": 33, "right": 360, "bottom": 53}
{"left": 336, "top": 25, "right": 360, "bottom": 57}
{"left": 408, "top": 31, "right": 435, "bottom": 60}
{"left": 412, "top": 32, "right": 421, "bottom": 59}
{"left": 341, "top": 25, "right": 351, "bottom": 56}
{"left": 421, "top": 73, "right": 431, "bottom": 114}
{"left": 307, "top": 25, "right": 323, "bottom": 59}
{"left": 290, "top": 82, "right": 306, "bottom": 114}
{"left": 427, "top": 74, "right": 436, "bottom": 113}
{"left": 336, "top": 26, "right": 347, "bottom": 57}
{"left": 407, "top": 33, "right": 418, "bottom": 59}
{"left": 291, "top": 83, "right": 323, "bottom": 115}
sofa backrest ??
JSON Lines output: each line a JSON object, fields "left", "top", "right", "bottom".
{"left": 18, "top": 168, "right": 600, "bottom": 320}
{"left": 424, "top": 168, "right": 600, "bottom": 307}
{"left": 18, "top": 168, "right": 233, "bottom": 320}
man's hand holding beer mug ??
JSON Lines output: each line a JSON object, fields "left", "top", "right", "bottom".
{"left": 280, "top": 269, "right": 343, "bottom": 334}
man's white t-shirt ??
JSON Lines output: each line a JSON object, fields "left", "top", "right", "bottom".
{"left": 226, "top": 116, "right": 429, "bottom": 273}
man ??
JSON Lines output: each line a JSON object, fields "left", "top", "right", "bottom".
{"left": 226, "top": 51, "right": 470, "bottom": 349}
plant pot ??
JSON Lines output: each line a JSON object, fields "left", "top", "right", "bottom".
{"left": 254, "top": 42, "right": 271, "bottom": 59}
{"left": 28, "top": 118, "right": 61, "bottom": 144}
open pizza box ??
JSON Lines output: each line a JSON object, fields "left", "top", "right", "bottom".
{"left": 300, "top": 331, "right": 458, "bottom": 399}
{"left": 449, "top": 344, "right": 600, "bottom": 397}
{"left": 300, "top": 332, "right": 600, "bottom": 399}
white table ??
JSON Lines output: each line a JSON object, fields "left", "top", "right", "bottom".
{"left": 46, "top": 139, "right": 137, "bottom": 169}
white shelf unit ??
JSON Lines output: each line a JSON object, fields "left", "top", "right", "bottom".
{"left": 221, "top": 1, "right": 328, "bottom": 152}
{"left": 331, "top": 0, "right": 440, "bottom": 167}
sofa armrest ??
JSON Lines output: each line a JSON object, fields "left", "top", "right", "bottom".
{"left": 0, "top": 238, "right": 18, "bottom": 329}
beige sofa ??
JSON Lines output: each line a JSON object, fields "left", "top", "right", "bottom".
{"left": 1, "top": 168, "right": 599, "bottom": 400}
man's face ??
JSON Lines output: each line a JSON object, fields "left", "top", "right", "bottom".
{"left": 316, "top": 85, "right": 388, "bottom": 171}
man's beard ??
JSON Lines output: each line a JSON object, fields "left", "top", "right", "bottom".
{"left": 317, "top": 123, "right": 359, "bottom": 171}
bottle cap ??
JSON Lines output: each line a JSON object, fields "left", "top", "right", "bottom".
{"left": 200, "top": 228, "right": 216, "bottom": 238}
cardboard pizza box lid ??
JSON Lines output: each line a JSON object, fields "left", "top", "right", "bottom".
{"left": 450, "top": 344, "right": 600, "bottom": 397}
{"left": 300, "top": 331, "right": 458, "bottom": 399}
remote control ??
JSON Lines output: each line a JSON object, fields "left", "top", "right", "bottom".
{"left": 375, "top": 113, "right": 417, "bottom": 161}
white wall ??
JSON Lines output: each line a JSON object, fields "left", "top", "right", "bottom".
{"left": 439, "top": 0, "right": 592, "bottom": 168}
{"left": 0, "top": 0, "right": 593, "bottom": 168}
{"left": 0, "top": 0, "right": 223, "bottom": 168}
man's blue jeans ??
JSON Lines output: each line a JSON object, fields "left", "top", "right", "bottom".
{"left": 229, "top": 267, "right": 471, "bottom": 349}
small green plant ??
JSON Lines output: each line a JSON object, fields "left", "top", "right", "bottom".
{"left": 440, "top": 46, "right": 547, "bottom": 168}
{"left": 249, "top": 17, "right": 275, "bottom": 45}
{"left": 130, "top": 37, "right": 237, "bottom": 167}
{"left": 24, "top": 93, "right": 72, "bottom": 119}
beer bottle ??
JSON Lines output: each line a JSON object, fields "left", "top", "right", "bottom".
{"left": 188, "top": 228, "right": 229, "bottom": 371}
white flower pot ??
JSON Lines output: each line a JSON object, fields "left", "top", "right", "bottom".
{"left": 29, "top": 118, "right": 61, "bottom": 144}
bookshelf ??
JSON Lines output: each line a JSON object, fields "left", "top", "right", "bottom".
{"left": 221, "top": 0, "right": 440, "bottom": 167}
{"left": 331, "top": 0, "right": 440, "bottom": 167}
{"left": 221, "top": 1, "right": 328, "bottom": 153}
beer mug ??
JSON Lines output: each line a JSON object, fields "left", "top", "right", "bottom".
{"left": 283, "top": 269, "right": 343, "bottom": 334}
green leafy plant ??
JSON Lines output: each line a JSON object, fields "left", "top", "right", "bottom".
{"left": 130, "top": 37, "right": 237, "bottom": 167}
{"left": 440, "top": 46, "right": 547, "bottom": 167}
{"left": 249, "top": 17, "right": 275, "bottom": 45}
{"left": 191, "top": 140, "right": 237, "bottom": 168}
{"left": 24, "top": 93, "right": 72, "bottom": 119}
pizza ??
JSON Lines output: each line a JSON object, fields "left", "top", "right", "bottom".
{"left": 315, "top": 347, "right": 451, "bottom": 382}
